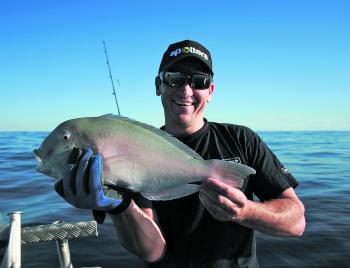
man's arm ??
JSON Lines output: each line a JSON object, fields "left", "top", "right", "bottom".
{"left": 54, "top": 148, "right": 167, "bottom": 262}
{"left": 199, "top": 178, "right": 306, "bottom": 237}
{"left": 111, "top": 200, "right": 166, "bottom": 262}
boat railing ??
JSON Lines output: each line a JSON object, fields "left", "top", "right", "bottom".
{"left": 0, "top": 212, "right": 99, "bottom": 268}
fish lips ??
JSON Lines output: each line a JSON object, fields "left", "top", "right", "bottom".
{"left": 33, "top": 149, "right": 41, "bottom": 162}
{"left": 32, "top": 149, "right": 52, "bottom": 176}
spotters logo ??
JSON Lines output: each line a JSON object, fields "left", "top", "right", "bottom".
{"left": 170, "top": 46, "right": 209, "bottom": 61}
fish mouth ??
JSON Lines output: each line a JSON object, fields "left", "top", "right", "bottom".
{"left": 33, "top": 149, "right": 42, "bottom": 163}
{"left": 33, "top": 149, "right": 51, "bottom": 175}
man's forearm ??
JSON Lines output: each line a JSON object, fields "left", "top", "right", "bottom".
{"left": 238, "top": 194, "right": 305, "bottom": 236}
{"left": 111, "top": 200, "right": 166, "bottom": 262}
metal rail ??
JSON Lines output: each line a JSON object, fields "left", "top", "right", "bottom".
{"left": 1, "top": 212, "right": 21, "bottom": 268}
{"left": 0, "top": 212, "right": 99, "bottom": 268}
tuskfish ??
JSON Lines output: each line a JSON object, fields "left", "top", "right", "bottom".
{"left": 33, "top": 115, "right": 256, "bottom": 201}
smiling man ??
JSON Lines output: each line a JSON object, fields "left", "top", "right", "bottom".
{"left": 112, "top": 40, "right": 305, "bottom": 267}
{"left": 156, "top": 41, "right": 213, "bottom": 136}
{"left": 156, "top": 61, "right": 213, "bottom": 135}
{"left": 55, "top": 40, "right": 306, "bottom": 267}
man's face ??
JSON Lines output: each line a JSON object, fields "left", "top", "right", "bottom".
{"left": 157, "top": 72, "right": 214, "bottom": 132}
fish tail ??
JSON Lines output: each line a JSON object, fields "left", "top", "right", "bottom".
{"left": 205, "top": 159, "right": 256, "bottom": 189}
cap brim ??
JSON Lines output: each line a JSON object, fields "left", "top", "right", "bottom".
{"left": 160, "top": 55, "right": 213, "bottom": 75}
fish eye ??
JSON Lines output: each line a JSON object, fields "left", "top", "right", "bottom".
{"left": 63, "top": 131, "right": 71, "bottom": 141}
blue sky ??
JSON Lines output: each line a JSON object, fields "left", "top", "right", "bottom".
{"left": 1, "top": 0, "right": 349, "bottom": 131}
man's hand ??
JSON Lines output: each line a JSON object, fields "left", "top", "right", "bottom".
{"left": 199, "top": 177, "right": 306, "bottom": 236}
{"left": 199, "top": 177, "right": 249, "bottom": 222}
{"left": 54, "top": 148, "right": 124, "bottom": 211}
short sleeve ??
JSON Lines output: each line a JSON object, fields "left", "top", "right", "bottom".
{"left": 247, "top": 131, "right": 299, "bottom": 201}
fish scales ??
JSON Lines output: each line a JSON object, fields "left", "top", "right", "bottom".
{"left": 33, "top": 115, "right": 256, "bottom": 201}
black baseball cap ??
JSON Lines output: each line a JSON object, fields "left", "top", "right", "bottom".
{"left": 158, "top": 40, "right": 213, "bottom": 75}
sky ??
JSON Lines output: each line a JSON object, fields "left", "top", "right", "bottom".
{"left": 0, "top": 0, "right": 349, "bottom": 131}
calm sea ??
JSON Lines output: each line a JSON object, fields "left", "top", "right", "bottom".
{"left": 0, "top": 131, "right": 349, "bottom": 267}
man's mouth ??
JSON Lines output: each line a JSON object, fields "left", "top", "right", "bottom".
{"left": 173, "top": 100, "right": 195, "bottom": 107}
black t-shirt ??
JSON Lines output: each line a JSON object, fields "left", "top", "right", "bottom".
{"left": 145, "top": 120, "right": 298, "bottom": 268}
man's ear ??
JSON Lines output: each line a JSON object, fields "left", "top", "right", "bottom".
{"left": 155, "top": 76, "right": 162, "bottom": 96}
{"left": 207, "top": 83, "right": 215, "bottom": 102}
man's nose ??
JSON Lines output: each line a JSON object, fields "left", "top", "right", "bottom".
{"left": 179, "top": 83, "right": 193, "bottom": 97}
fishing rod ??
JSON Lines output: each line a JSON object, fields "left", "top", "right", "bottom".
{"left": 103, "top": 41, "right": 121, "bottom": 115}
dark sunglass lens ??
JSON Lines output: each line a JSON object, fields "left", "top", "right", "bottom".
{"left": 191, "top": 75, "right": 211, "bottom": 89}
{"left": 164, "top": 72, "right": 185, "bottom": 87}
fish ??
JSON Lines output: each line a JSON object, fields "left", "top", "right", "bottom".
{"left": 33, "top": 115, "right": 256, "bottom": 201}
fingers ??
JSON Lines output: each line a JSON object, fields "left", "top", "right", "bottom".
{"left": 89, "top": 155, "right": 109, "bottom": 208}
{"left": 89, "top": 155, "right": 118, "bottom": 210}
{"left": 200, "top": 178, "right": 247, "bottom": 221}
{"left": 57, "top": 147, "right": 119, "bottom": 211}
{"left": 61, "top": 147, "right": 90, "bottom": 203}
{"left": 67, "top": 147, "right": 82, "bottom": 164}
{"left": 199, "top": 189, "right": 235, "bottom": 219}
{"left": 76, "top": 148, "right": 93, "bottom": 194}
{"left": 62, "top": 148, "right": 83, "bottom": 198}
{"left": 201, "top": 178, "right": 246, "bottom": 207}
{"left": 89, "top": 154, "right": 103, "bottom": 194}
{"left": 62, "top": 163, "right": 77, "bottom": 200}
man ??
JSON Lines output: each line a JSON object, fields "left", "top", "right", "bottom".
{"left": 55, "top": 40, "right": 305, "bottom": 267}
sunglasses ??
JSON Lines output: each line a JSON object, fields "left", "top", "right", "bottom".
{"left": 159, "top": 72, "right": 212, "bottom": 89}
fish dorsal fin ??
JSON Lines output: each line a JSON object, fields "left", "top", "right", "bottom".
{"left": 100, "top": 113, "right": 128, "bottom": 119}
{"left": 97, "top": 115, "right": 203, "bottom": 160}
{"left": 100, "top": 113, "right": 115, "bottom": 117}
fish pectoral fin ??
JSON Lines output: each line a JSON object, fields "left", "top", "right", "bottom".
{"left": 141, "top": 184, "right": 200, "bottom": 201}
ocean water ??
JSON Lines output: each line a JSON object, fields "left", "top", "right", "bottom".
{"left": 0, "top": 131, "right": 349, "bottom": 267}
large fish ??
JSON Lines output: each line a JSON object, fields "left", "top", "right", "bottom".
{"left": 33, "top": 115, "right": 256, "bottom": 201}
